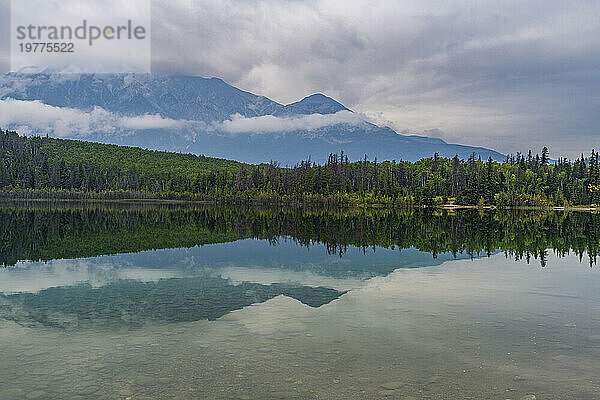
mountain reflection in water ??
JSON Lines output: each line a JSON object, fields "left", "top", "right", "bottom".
{"left": 0, "top": 274, "right": 345, "bottom": 329}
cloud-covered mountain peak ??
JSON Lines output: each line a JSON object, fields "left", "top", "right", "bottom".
{"left": 0, "top": 73, "right": 286, "bottom": 122}
{"left": 0, "top": 73, "right": 353, "bottom": 121}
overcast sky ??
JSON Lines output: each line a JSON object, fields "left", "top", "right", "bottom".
{"left": 2, "top": 0, "right": 600, "bottom": 158}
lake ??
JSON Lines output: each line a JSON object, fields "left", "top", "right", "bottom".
{"left": 1, "top": 202, "right": 600, "bottom": 399}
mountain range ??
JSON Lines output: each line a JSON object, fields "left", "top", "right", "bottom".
{"left": 0, "top": 73, "right": 504, "bottom": 164}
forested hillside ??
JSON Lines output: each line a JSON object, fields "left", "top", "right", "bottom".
{"left": 0, "top": 129, "right": 243, "bottom": 195}
{"left": 1, "top": 129, "right": 598, "bottom": 207}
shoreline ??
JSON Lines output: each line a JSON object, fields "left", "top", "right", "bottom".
{"left": 440, "top": 204, "right": 600, "bottom": 212}
{"left": 0, "top": 196, "right": 598, "bottom": 211}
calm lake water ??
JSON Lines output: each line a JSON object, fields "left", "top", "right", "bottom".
{"left": 1, "top": 203, "right": 600, "bottom": 399}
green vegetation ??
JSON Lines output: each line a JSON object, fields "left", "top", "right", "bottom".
{"left": 0, "top": 204, "right": 244, "bottom": 266}
{"left": 1, "top": 129, "right": 599, "bottom": 207}
{"left": 0, "top": 129, "right": 243, "bottom": 198}
{"left": 1, "top": 203, "right": 599, "bottom": 268}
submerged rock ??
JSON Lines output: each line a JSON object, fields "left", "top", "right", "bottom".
{"left": 135, "top": 375, "right": 157, "bottom": 386}
{"left": 25, "top": 391, "right": 46, "bottom": 400}
{"left": 271, "top": 391, "right": 298, "bottom": 399}
{"left": 0, "top": 389, "right": 24, "bottom": 400}
{"left": 118, "top": 388, "right": 133, "bottom": 396}
{"left": 76, "top": 385, "right": 101, "bottom": 396}
{"left": 381, "top": 381, "right": 404, "bottom": 390}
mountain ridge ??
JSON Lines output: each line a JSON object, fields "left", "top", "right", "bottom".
{"left": 0, "top": 73, "right": 505, "bottom": 164}
{"left": 282, "top": 93, "right": 350, "bottom": 115}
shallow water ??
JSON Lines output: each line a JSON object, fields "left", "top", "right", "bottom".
{"left": 1, "top": 206, "right": 600, "bottom": 399}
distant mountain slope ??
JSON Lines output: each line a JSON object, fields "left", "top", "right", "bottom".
{"left": 0, "top": 73, "right": 505, "bottom": 164}
{"left": 0, "top": 73, "right": 284, "bottom": 120}
{"left": 282, "top": 93, "right": 350, "bottom": 115}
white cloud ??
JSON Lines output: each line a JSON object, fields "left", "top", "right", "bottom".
{"left": 217, "top": 110, "right": 364, "bottom": 134}
{"left": 0, "top": 258, "right": 185, "bottom": 295}
{"left": 0, "top": 98, "right": 364, "bottom": 138}
{"left": 0, "top": 98, "right": 198, "bottom": 137}
{"left": 120, "top": 114, "right": 189, "bottom": 130}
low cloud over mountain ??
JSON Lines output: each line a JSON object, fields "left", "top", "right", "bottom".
{"left": 0, "top": 73, "right": 505, "bottom": 164}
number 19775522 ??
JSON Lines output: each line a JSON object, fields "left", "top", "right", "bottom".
{"left": 18, "top": 42, "right": 75, "bottom": 53}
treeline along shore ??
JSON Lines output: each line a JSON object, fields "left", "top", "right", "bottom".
{"left": 1, "top": 129, "right": 599, "bottom": 208}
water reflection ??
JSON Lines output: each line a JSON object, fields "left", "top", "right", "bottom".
{"left": 1, "top": 251, "right": 599, "bottom": 399}
{"left": 2, "top": 201, "right": 600, "bottom": 268}
{"left": 1, "top": 203, "right": 600, "bottom": 399}
{"left": 0, "top": 239, "right": 470, "bottom": 328}
{"left": 0, "top": 276, "right": 344, "bottom": 328}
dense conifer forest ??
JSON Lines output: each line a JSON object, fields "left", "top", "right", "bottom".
{"left": 1, "top": 129, "right": 599, "bottom": 207}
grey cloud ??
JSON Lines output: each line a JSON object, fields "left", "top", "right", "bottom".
{"left": 0, "top": 0, "right": 9, "bottom": 73}
{"left": 149, "top": 0, "right": 600, "bottom": 158}
{"left": 2, "top": 0, "right": 599, "bottom": 158}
